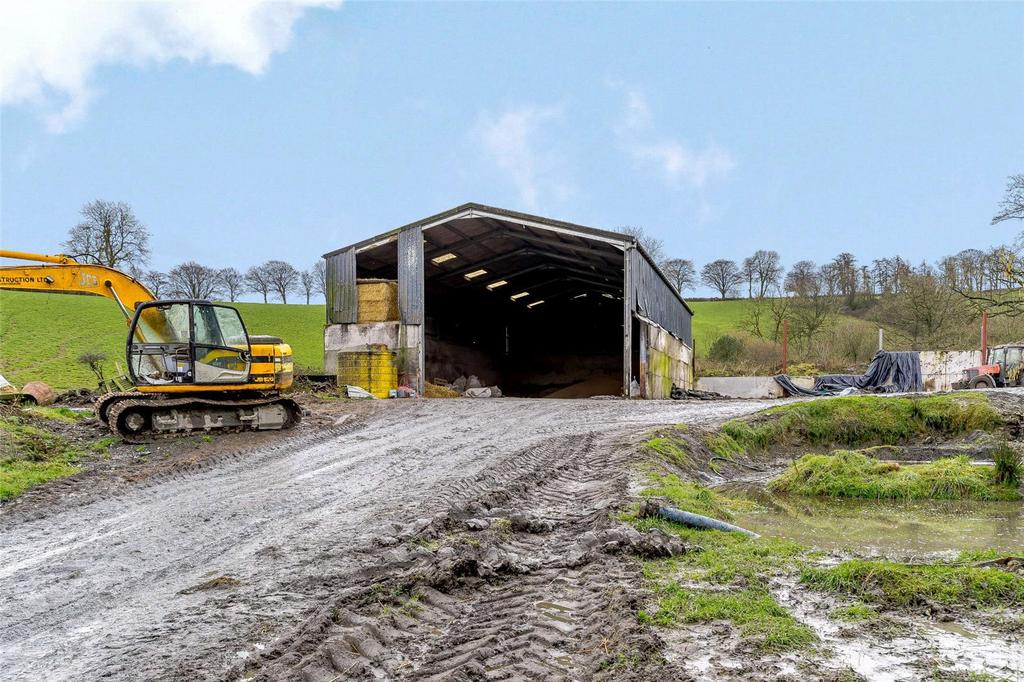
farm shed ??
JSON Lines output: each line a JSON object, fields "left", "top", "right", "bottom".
{"left": 322, "top": 203, "right": 694, "bottom": 398}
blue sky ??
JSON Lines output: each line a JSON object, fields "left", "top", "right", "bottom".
{"left": 2, "top": 1, "right": 1022, "bottom": 298}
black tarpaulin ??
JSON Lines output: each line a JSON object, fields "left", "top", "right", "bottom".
{"left": 774, "top": 351, "right": 923, "bottom": 397}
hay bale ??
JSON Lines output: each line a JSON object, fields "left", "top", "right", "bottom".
{"left": 424, "top": 382, "right": 460, "bottom": 399}
{"left": 357, "top": 279, "right": 399, "bottom": 322}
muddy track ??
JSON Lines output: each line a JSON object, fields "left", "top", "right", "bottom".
{"left": 0, "top": 398, "right": 778, "bottom": 681}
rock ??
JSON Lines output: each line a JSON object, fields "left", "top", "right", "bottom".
{"left": 575, "top": 526, "right": 686, "bottom": 558}
{"left": 632, "top": 528, "right": 687, "bottom": 558}
{"left": 509, "top": 513, "right": 554, "bottom": 534}
{"left": 465, "top": 518, "right": 489, "bottom": 531}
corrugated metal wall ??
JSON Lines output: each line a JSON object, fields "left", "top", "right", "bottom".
{"left": 325, "top": 247, "right": 357, "bottom": 324}
{"left": 397, "top": 225, "right": 424, "bottom": 324}
{"left": 626, "top": 247, "right": 692, "bottom": 345}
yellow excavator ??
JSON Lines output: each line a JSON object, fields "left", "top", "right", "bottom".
{"left": 0, "top": 250, "right": 302, "bottom": 440}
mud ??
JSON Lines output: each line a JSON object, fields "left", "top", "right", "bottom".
{"left": 663, "top": 574, "right": 1024, "bottom": 681}
{"left": 0, "top": 397, "right": 780, "bottom": 681}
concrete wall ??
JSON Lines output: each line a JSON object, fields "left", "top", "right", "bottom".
{"left": 919, "top": 350, "right": 980, "bottom": 392}
{"left": 696, "top": 376, "right": 784, "bottom": 399}
{"left": 325, "top": 322, "right": 423, "bottom": 390}
{"left": 694, "top": 376, "right": 815, "bottom": 399}
{"left": 694, "top": 350, "right": 979, "bottom": 399}
{"left": 641, "top": 321, "right": 693, "bottom": 398}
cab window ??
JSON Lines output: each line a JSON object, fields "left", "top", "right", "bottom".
{"left": 135, "top": 303, "right": 190, "bottom": 344}
{"left": 193, "top": 304, "right": 248, "bottom": 349}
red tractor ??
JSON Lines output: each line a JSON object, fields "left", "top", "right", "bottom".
{"left": 955, "top": 343, "right": 1024, "bottom": 389}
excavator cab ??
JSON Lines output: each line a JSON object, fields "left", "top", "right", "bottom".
{"left": 128, "top": 301, "right": 252, "bottom": 386}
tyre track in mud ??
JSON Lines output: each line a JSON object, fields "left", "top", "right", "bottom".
{"left": 237, "top": 401, "right": 781, "bottom": 681}
{"left": 0, "top": 398, "right": 778, "bottom": 681}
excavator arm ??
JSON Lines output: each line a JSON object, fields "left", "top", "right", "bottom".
{"left": 0, "top": 250, "right": 155, "bottom": 321}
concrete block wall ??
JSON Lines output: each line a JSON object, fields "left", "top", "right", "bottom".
{"left": 919, "top": 350, "right": 981, "bottom": 392}
{"left": 325, "top": 322, "right": 423, "bottom": 391}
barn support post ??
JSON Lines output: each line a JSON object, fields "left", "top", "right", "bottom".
{"left": 623, "top": 245, "right": 634, "bottom": 398}
{"left": 397, "top": 225, "right": 425, "bottom": 394}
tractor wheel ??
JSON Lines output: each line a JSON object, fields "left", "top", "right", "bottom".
{"left": 970, "top": 375, "right": 996, "bottom": 389}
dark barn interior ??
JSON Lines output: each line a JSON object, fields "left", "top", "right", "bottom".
{"left": 355, "top": 213, "right": 626, "bottom": 397}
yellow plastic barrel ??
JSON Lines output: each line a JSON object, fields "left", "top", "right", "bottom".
{"left": 337, "top": 344, "right": 397, "bottom": 398}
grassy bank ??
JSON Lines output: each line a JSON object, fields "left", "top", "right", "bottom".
{"left": 802, "top": 558, "right": 1024, "bottom": 608}
{"left": 709, "top": 393, "right": 1002, "bottom": 459}
{"left": 0, "top": 407, "right": 104, "bottom": 499}
{"left": 630, "top": 474, "right": 816, "bottom": 652}
{"left": 769, "top": 451, "right": 1021, "bottom": 501}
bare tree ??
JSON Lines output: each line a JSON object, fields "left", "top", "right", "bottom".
{"left": 818, "top": 261, "right": 841, "bottom": 298}
{"left": 953, "top": 175, "right": 1024, "bottom": 315}
{"left": 140, "top": 270, "right": 168, "bottom": 297}
{"left": 618, "top": 226, "right": 666, "bottom": 265}
{"left": 263, "top": 260, "right": 299, "bottom": 304}
{"left": 784, "top": 260, "right": 818, "bottom": 296}
{"left": 700, "top": 259, "right": 742, "bottom": 299}
{"left": 313, "top": 259, "right": 327, "bottom": 299}
{"left": 299, "top": 269, "right": 315, "bottom": 304}
{"left": 831, "top": 252, "right": 858, "bottom": 307}
{"left": 788, "top": 270, "right": 838, "bottom": 348}
{"left": 740, "top": 257, "right": 756, "bottom": 298}
{"left": 218, "top": 267, "right": 245, "bottom": 302}
{"left": 661, "top": 258, "right": 696, "bottom": 293}
{"left": 742, "top": 286, "right": 789, "bottom": 341}
{"left": 245, "top": 265, "right": 272, "bottom": 304}
{"left": 742, "top": 250, "right": 783, "bottom": 299}
{"left": 953, "top": 236, "right": 1024, "bottom": 317}
{"left": 168, "top": 262, "right": 222, "bottom": 299}
{"left": 63, "top": 200, "right": 150, "bottom": 269}
{"left": 877, "top": 265, "right": 969, "bottom": 347}
{"left": 992, "top": 174, "right": 1024, "bottom": 224}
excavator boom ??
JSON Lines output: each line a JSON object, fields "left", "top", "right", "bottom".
{"left": 0, "top": 250, "right": 155, "bottom": 320}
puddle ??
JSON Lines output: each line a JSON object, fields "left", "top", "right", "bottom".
{"left": 771, "top": 579, "right": 1024, "bottom": 681}
{"left": 719, "top": 483, "right": 1024, "bottom": 556}
{"left": 535, "top": 600, "right": 575, "bottom": 625}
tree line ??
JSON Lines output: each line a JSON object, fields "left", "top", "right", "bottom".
{"left": 60, "top": 173, "right": 1024, "bottom": 319}
{"left": 627, "top": 174, "right": 1023, "bottom": 352}
{"left": 626, "top": 174, "right": 1023, "bottom": 308}
{"left": 61, "top": 200, "right": 327, "bottom": 304}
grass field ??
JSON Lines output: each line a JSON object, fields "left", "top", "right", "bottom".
{"left": 0, "top": 291, "right": 924, "bottom": 391}
{"left": 0, "top": 291, "right": 325, "bottom": 390}
{"left": 687, "top": 299, "right": 757, "bottom": 355}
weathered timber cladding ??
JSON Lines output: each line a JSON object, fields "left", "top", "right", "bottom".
{"left": 325, "top": 247, "right": 357, "bottom": 324}
{"left": 397, "top": 225, "right": 424, "bottom": 324}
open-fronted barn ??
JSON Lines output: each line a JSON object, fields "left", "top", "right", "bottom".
{"left": 322, "top": 203, "right": 693, "bottom": 398}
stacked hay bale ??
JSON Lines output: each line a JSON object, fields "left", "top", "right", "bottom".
{"left": 337, "top": 280, "right": 400, "bottom": 398}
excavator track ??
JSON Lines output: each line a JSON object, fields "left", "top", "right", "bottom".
{"left": 102, "top": 393, "right": 302, "bottom": 443}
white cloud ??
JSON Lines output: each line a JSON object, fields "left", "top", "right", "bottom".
{"left": 632, "top": 140, "right": 735, "bottom": 189}
{"left": 622, "top": 89, "right": 651, "bottom": 131}
{"left": 0, "top": 0, "right": 338, "bottom": 132}
{"left": 474, "top": 105, "right": 570, "bottom": 210}
{"left": 612, "top": 85, "right": 735, "bottom": 190}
